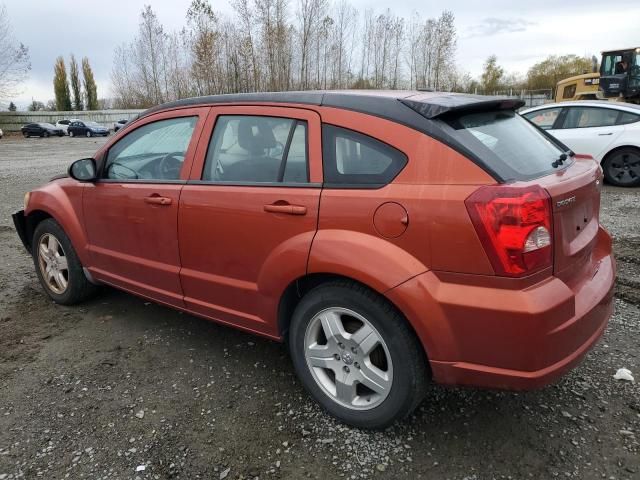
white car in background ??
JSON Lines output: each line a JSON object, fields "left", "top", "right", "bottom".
{"left": 522, "top": 101, "right": 640, "bottom": 187}
{"left": 55, "top": 119, "right": 80, "bottom": 135}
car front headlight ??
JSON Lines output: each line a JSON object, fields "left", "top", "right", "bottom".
{"left": 24, "top": 192, "right": 31, "bottom": 210}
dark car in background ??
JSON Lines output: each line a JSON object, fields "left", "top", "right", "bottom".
{"left": 21, "top": 123, "right": 64, "bottom": 138}
{"left": 68, "top": 121, "right": 109, "bottom": 138}
{"left": 113, "top": 119, "right": 128, "bottom": 132}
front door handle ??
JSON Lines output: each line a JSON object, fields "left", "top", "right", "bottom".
{"left": 144, "top": 195, "right": 172, "bottom": 206}
{"left": 598, "top": 132, "right": 613, "bottom": 136}
{"left": 264, "top": 203, "right": 307, "bottom": 215}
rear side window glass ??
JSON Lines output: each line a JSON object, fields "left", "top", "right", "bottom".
{"left": 522, "top": 108, "right": 562, "bottom": 130}
{"left": 618, "top": 111, "right": 640, "bottom": 125}
{"left": 322, "top": 125, "right": 407, "bottom": 187}
{"left": 203, "top": 115, "right": 308, "bottom": 183}
{"left": 562, "top": 107, "right": 618, "bottom": 129}
{"left": 441, "top": 110, "right": 566, "bottom": 181}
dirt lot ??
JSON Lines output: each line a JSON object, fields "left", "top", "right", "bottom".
{"left": 0, "top": 135, "right": 638, "bottom": 480}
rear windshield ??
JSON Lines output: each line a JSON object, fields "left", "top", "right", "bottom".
{"left": 440, "top": 110, "right": 569, "bottom": 181}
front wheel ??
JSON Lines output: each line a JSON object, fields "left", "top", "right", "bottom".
{"left": 32, "top": 218, "right": 97, "bottom": 305}
{"left": 86, "top": 131, "right": 92, "bottom": 138}
{"left": 289, "top": 281, "right": 428, "bottom": 429}
{"left": 69, "top": 130, "right": 74, "bottom": 137}
{"left": 602, "top": 147, "right": 640, "bottom": 187}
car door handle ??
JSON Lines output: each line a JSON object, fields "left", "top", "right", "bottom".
{"left": 144, "top": 196, "right": 172, "bottom": 205}
{"left": 598, "top": 133, "right": 613, "bottom": 136}
{"left": 264, "top": 203, "right": 307, "bottom": 215}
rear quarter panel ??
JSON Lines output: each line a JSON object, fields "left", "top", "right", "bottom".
{"left": 309, "top": 107, "right": 496, "bottom": 292}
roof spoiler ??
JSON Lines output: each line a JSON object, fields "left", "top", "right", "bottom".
{"left": 400, "top": 95, "right": 525, "bottom": 119}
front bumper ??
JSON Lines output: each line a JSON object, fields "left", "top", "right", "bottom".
{"left": 12, "top": 209, "right": 31, "bottom": 253}
{"left": 387, "top": 227, "right": 616, "bottom": 391}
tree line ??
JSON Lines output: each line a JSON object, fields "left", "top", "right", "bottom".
{"left": 53, "top": 55, "right": 99, "bottom": 111}
{"left": 111, "top": 1, "right": 459, "bottom": 108}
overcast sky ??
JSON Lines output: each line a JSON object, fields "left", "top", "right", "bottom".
{"left": 4, "top": 0, "right": 639, "bottom": 107}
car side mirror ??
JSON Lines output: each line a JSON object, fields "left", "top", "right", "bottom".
{"left": 69, "top": 158, "right": 97, "bottom": 182}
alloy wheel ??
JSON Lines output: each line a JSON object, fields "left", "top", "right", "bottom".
{"left": 37, "top": 233, "right": 69, "bottom": 294}
{"left": 303, "top": 307, "right": 393, "bottom": 410}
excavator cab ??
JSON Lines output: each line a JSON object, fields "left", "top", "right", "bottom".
{"left": 599, "top": 48, "right": 640, "bottom": 103}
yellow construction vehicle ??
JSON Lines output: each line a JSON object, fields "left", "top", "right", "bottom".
{"left": 599, "top": 47, "right": 640, "bottom": 103}
{"left": 554, "top": 72, "right": 601, "bottom": 102}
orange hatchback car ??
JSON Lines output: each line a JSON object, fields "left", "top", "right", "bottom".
{"left": 13, "top": 91, "right": 615, "bottom": 428}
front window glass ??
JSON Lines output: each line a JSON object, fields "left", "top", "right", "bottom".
{"left": 602, "top": 54, "right": 623, "bottom": 76}
{"left": 522, "top": 108, "right": 562, "bottom": 130}
{"left": 104, "top": 116, "right": 197, "bottom": 181}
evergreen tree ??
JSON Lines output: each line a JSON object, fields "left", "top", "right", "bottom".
{"left": 69, "top": 54, "right": 83, "bottom": 110}
{"left": 82, "top": 57, "right": 98, "bottom": 110}
{"left": 53, "top": 56, "right": 72, "bottom": 110}
{"left": 8, "top": 101, "right": 16, "bottom": 111}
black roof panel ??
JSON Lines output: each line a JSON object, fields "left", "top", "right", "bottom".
{"left": 139, "top": 90, "right": 526, "bottom": 183}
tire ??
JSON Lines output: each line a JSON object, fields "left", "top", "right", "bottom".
{"left": 86, "top": 131, "right": 92, "bottom": 138}
{"left": 23, "top": 132, "right": 28, "bottom": 138}
{"left": 44, "top": 131, "right": 50, "bottom": 138}
{"left": 69, "top": 130, "right": 74, "bottom": 137}
{"left": 32, "top": 218, "right": 97, "bottom": 305}
{"left": 289, "top": 280, "right": 428, "bottom": 429}
{"left": 602, "top": 147, "right": 640, "bottom": 187}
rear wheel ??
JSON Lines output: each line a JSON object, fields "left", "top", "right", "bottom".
{"left": 23, "top": 131, "right": 28, "bottom": 138}
{"left": 289, "top": 280, "right": 427, "bottom": 429}
{"left": 69, "top": 130, "right": 74, "bottom": 137}
{"left": 32, "top": 218, "right": 97, "bottom": 305}
{"left": 602, "top": 147, "right": 640, "bottom": 187}
{"left": 44, "top": 131, "right": 50, "bottom": 138}
{"left": 86, "top": 131, "right": 92, "bottom": 138}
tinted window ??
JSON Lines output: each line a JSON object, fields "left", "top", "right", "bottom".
{"left": 104, "top": 116, "right": 197, "bottom": 181}
{"left": 523, "top": 108, "right": 562, "bottom": 130}
{"left": 203, "top": 115, "right": 308, "bottom": 183}
{"left": 442, "top": 110, "right": 565, "bottom": 181}
{"left": 562, "top": 107, "right": 618, "bottom": 129}
{"left": 618, "top": 111, "right": 640, "bottom": 125}
{"left": 322, "top": 125, "right": 407, "bottom": 186}
{"left": 562, "top": 84, "right": 576, "bottom": 99}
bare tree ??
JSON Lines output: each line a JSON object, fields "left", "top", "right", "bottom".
{"left": 0, "top": 4, "right": 30, "bottom": 101}
{"left": 110, "top": 3, "right": 464, "bottom": 107}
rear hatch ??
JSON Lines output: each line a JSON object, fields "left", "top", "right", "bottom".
{"left": 429, "top": 105, "right": 603, "bottom": 281}
{"left": 533, "top": 159, "right": 602, "bottom": 284}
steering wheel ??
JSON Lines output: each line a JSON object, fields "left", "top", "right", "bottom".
{"left": 157, "top": 152, "right": 184, "bottom": 179}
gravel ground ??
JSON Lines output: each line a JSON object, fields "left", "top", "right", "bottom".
{"left": 0, "top": 136, "right": 638, "bottom": 480}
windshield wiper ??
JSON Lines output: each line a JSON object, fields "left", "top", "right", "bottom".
{"left": 551, "top": 153, "right": 568, "bottom": 168}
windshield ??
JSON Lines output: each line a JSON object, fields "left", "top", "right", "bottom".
{"left": 441, "top": 110, "right": 568, "bottom": 182}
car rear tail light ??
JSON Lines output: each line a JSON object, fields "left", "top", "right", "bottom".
{"left": 465, "top": 185, "right": 553, "bottom": 277}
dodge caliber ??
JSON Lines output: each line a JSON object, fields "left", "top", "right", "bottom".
{"left": 13, "top": 91, "right": 616, "bottom": 428}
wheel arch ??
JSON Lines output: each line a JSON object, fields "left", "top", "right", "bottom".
{"left": 25, "top": 184, "right": 89, "bottom": 265}
{"left": 601, "top": 144, "right": 640, "bottom": 164}
{"left": 277, "top": 272, "right": 431, "bottom": 369}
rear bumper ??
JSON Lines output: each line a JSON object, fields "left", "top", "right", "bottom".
{"left": 12, "top": 209, "right": 31, "bottom": 253}
{"left": 387, "top": 227, "right": 616, "bottom": 391}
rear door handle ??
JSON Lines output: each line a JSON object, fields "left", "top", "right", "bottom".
{"left": 264, "top": 203, "right": 307, "bottom": 215}
{"left": 598, "top": 132, "right": 613, "bottom": 136}
{"left": 144, "top": 196, "right": 172, "bottom": 206}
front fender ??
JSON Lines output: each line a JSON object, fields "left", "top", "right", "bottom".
{"left": 307, "top": 229, "right": 427, "bottom": 293}
{"left": 25, "top": 179, "right": 89, "bottom": 265}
